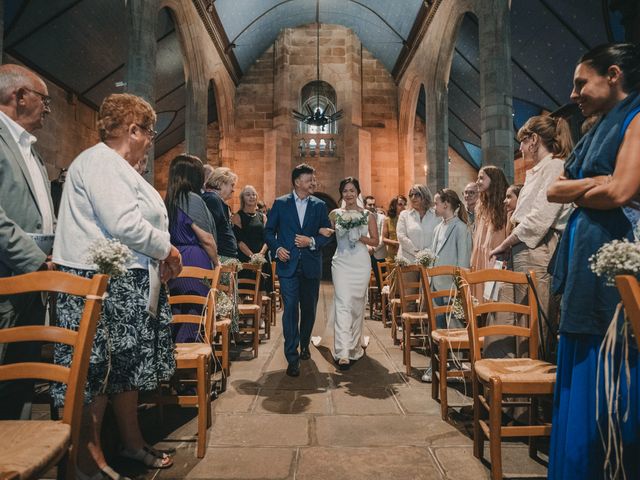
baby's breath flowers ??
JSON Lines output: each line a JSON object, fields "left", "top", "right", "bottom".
{"left": 86, "top": 239, "right": 133, "bottom": 277}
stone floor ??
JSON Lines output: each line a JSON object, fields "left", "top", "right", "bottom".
{"left": 104, "top": 282, "right": 549, "bottom": 479}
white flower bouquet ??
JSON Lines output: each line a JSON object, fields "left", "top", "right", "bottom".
{"left": 86, "top": 238, "right": 133, "bottom": 277}
{"left": 415, "top": 248, "right": 437, "bottom": 268}
{"left": 393, "top": 255, "right": 410, "bottom": 267}
{"left": 589, "top": 239, "right": 640, "bottom": 286}
{"left": 221, "top": 257, "right": 244, "bottom": 272}
{"left": 215, "top": 290, "right": 233, "bottom": 319}
{"left": 249, "top": 253, "right": 267, "bottom": 266}
{"left": 335, "top": 210, "right": 368, "bottom": 248}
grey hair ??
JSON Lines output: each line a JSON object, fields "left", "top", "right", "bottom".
{"left": 409, "top": 184, "right": 434, "bottom": 211}
{"left": 0, "top": 65, "right": 40, "bottom": 105}
{"left": 206, "top": 166, "right": 238, "bottom": 190}
{"left": 203, "top": 164, "right": 215, "bottom": 189}
{"left": 239, "top": 185, "right": 258, "bottom": 209}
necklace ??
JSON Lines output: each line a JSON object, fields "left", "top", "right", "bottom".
{"left": 243, "top": 210, "right": 257, "bottom": 217}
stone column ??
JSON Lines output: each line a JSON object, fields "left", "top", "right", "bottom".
{"left": 0, "top": 1, "right": 4, "bottom": 64}
{"left": 185, "top": 78, "right": 208, "bottom": 162}
{"left": 126, "top": 0, "right": 158, "bottom": 183}
{"left": 478, "top": 0, "right": 514, "bottom": 181}
{"left": 425, "top": 84, "right": 448, "bottom": 193}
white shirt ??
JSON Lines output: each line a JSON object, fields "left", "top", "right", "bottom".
{"left": 371, "top": 212, "right": 386, "bottom": 259}
{"left": 433, "top": 216, "right": 454, "bottom": 253}
{"left": 511, "top": 154, "right": 572, "bottom": 249}
{"left": 0, "top": 110, "right": 54, "bottom": 234}
{"left": 53, "top": 143, "right": 171, "bottom": 270}
{"left": 396, "top": 207, "right": 440, "bottom": 263}
{"left": 293, "top": 190, "right": 309, "bottom": 226}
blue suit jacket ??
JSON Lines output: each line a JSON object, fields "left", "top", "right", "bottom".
{"left": 265, "top": 193, "right": 331, "bottom": 279}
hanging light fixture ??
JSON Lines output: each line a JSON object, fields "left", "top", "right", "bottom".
{"left": 292, "top": 0, "right": 343, "bottom": 131}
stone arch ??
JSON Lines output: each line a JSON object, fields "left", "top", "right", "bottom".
{"left": 397, "top": 72, "right": 424, "bottom": 195}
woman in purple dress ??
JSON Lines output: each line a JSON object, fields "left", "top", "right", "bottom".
{"left": 165, "top": 155, "right": 220, "bottom": 342}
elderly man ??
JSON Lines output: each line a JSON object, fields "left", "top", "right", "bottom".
{"left": 463, "top": 182, "right": 479, "bottom": 227}
{"left": 0, "top": 64, "right": 54, "bottom": 419}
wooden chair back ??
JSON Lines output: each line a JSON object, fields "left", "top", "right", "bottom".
{"left": 616, "top": 275, "right": 640, "bottom": 350}
{"left": 396, "top": 264, "right": 423, "bottom": 312}
{"left": 168, "top": 266, "right": 220, "bottom": 344}
{"left": 216, "top": 264, "right": 237, "bottom": 297}
{"left": 460, "top": 269, "right": 539, "bottom": 363}
{"left": 0, "top": 271, "right": 108, "bottom": 474}
{"left": 238, "top": 263, "right": 261, "bottom": 304}
{"left": 421, "top": 265, "right": 459, "bottom": 332}
{"left": 377, "top": 260, "right": 393, "bottom": 289}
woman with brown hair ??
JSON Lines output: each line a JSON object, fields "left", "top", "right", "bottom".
{"left": 470, "top": 166, "right": 509, "bottom": 299}
{"left": 489, "top": 115, "right": 573, "bottom": 357}
{"left": 382, "top": 194, "right": 407, "bottom": 260}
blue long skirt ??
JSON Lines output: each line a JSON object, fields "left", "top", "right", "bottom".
{"left": 548, "top": 333, "right": 639, "bottom": 479}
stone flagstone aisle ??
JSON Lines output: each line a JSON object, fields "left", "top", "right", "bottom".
{"left": 131, "top": 282, "right": 548, "bottom": 480}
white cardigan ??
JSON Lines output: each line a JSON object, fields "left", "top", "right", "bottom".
{"left": 53, "top": 143, "right": 171, "bottom": 270}
{"left": 396, "top": 207, "right": 440, "bottom": 263}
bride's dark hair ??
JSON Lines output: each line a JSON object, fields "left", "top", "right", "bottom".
{"left": 338, "top": 176, "right": 361, "bottom": 198}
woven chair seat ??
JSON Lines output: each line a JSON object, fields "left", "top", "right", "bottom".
{"left": 431, "top": 328, "right": 469, "bottom": 345}
{"left": 175, "top": 343, "right": 213, "bottom": 360}
{"left": 0, "top": 421, "right": 71, "bottom": 479}
{"left": 400, "top": 312, "right": 428, "bottom": 321}
{"left": 239, "top": 304, "right": 260, "bottom": 313}
{"left": 474, "top": 358, "right": 556, "bottom": 385}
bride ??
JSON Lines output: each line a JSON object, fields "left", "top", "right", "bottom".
{"left": 327, "top": 177, "right": 379, "bottom": 370}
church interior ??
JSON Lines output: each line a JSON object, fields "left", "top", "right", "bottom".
{"left": 1, "top": 1, "right": 639, "bottom": 479}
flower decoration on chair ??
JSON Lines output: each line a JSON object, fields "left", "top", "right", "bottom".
{"left": 415, "top": 248, "right": 437, "bottom": 268}
{"left": 589, "top": 238, "right": 640, "bottom": 286}
{"left": 86, "top": 239, "right": 133, "bottom": 277}
{"left": 249, "top": 253, "right": 267, "bottom": 266}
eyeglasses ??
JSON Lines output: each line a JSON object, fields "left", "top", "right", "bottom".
{"left": 24, "top": 88, "right": 51, "bottom": 108}
{"left": 142, "top": 169, "right": 150, "bottom": 175}
{"left": 136, "top": 124, "right": 158, "bottom": 140}
{"left": 408, "top": 192, "right": 421, "bottom": 198}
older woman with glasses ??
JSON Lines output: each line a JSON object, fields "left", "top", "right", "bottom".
{"left": 396, "top": 185, "right": 439, "bottom": 265}
{"left": 52, "top": 93, "right": 180, "bottom": 477}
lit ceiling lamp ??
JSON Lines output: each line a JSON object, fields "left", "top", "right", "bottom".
{"left": 292, "top": 0, "right": 343, "bottom": 131}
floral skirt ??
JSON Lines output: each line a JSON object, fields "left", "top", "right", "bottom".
{"left": 51, "top": 267, "right": 176, "bottom": 406}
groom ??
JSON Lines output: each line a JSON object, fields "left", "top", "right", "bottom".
{"left": 265, "top": 163, "right": 331, "bottom": 377}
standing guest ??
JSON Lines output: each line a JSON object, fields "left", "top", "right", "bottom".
{"left": 232, "top": 185, "right": 271, "bottom": 292}
{"left": 364, "top": 195, "right": 386, "bottom": 299}
{"left": 463, "top": 182, "right": 479, "bottom": 228}
{"left": 202, "top": 166, "right": 239, "bottom": 331}
{"left": 265, "top": 164, "right": 331, "bottom": 377}
{"left": 546, "top": 43, "right": 640, "bottom": 479}
{"left": 52, "top": 93, "right": 180, "bottom": 476}
{"left": 0, "top": 64, "right": 55, "bottom": 420}
{"left": 490, "top": 116, "right": 573, "bottom": 358}
{"left": 504, "top": 183, "right": 523, "bottom": 234}
{"left": 382, "top": 195, "right": 407, "bottom": 261}
{"left": 165, "top": 154, "right": 219, "bottom": 343}
{"left": 397, "top": 185, "right": 439, "bottom": 264}
{"left": 470, "top": 166, "right": 509, "bottom": 300}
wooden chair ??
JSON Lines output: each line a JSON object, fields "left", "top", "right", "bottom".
{"left": 0, "top": 271, "right": 108, "bottom": 480}
{"left": 367, "top": 270, "right": 379, "bottom": 319}
{"left": 238, "top": 263, "right": 262, "bottom": 357}
{"left": 261, "top": 293, "right": 273, "bottom": 339}
{"left": 271, "top": 261, "right": 282, "bottom": 312}
{"left": 213, "top": 265, "right": 234, "bottom": 390}
{"left": 422, "top": 266, "right": 473, "bottom": 420}
{"left": 396, "top": 264, "right": 430, "bottom": 375}
{"left": 376, "top": 260, "right": 394, "bottom": 327}
{"left": 164, "top": 266, "right": 220, "bottom": 458}
{"left": 460, "top": 269, "right": 556, "bottom": 480}
{"left": 616, "top": 275, "right": 640, "bottom": 350}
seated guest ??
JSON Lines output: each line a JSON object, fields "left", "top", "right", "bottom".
{"left": 232, "top": 185, "right": 271, "bottom": 292}
{"left": 165, "top": 154, "right": 219, "bottom": 343}
{"left": 52, "top": 93, "right": 180, "bottom": 475}
{"left": 382, "top": 195, "right": 407, "bottom": 261}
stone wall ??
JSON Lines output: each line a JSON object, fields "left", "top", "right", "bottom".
{"left": 447, "top": 148, "right": 478, "bottom": 197}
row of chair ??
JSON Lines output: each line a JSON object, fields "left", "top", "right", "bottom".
{"left": 370, "top": 264, "right": 640, "bottom": 480}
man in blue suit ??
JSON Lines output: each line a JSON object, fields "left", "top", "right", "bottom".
{"left": 265, "top": 164, "right": 331, "bottom": 376}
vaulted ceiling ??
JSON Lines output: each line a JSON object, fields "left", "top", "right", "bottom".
{"left": 2, "top": 0, "right": 632, "bottom": 166}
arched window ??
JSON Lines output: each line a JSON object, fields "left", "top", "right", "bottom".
{"left": 298, "top": 80, "right": 339, "bottom": 134}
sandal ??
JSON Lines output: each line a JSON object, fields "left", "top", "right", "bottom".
{"left": 120, "top": 446, "right": 173, "bottom": 469}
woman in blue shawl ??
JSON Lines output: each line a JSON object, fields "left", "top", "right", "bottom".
{"left": 547, "top": 43, "right": 640, "bottom": 479}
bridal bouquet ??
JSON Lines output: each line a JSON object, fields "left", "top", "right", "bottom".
{"left": 589, "top": 238, "right": 640, "bottom": 286}
{"left": 86, "top": 238, "right": 133, "bottom": 277}
{"left": 335, "top": 210, "right": 368, "bottom": 248}
{"left": 415, "top": 248, "right": 437, "bottom": 268}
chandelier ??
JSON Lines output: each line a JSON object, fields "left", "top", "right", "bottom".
{"left": 292, "top": 0, "right": 343, "bottom": 131}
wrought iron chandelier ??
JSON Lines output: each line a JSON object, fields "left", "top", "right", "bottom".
{"left": 291, "top": 0, "right": 343, "bottom": 131}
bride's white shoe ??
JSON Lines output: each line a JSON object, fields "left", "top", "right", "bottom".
{"left": 311, "top": 336, "right": 322, "bottom": 347}
{"left": 362, "top": 336, "right": 370, "bottom": 350}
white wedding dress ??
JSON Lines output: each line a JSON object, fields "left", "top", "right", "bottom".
{"left": 332, "top": 209, "right": 371, "bottom": 361}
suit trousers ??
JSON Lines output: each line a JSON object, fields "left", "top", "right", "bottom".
{"left": 279, "top": 263, "right": 320, "bottom": 366}
{"left": 0, "top": 292, "right": 45, "bottom": 419}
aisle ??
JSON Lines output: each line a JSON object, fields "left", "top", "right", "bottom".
{"left": 140, "top": 282, "right": 547, "bottom": 479}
